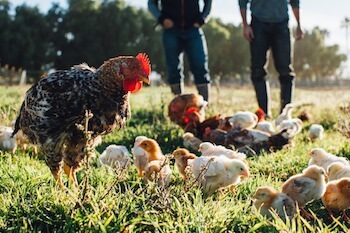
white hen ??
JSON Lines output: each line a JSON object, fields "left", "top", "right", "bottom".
{"left": 0, "top": 125, "right": 17, "bottom": 154}
{"left": 255, "top": 121, "right": 275, "bottom": 135}
{"left": 198, "top": 142, "right": 246, "bottom": 160}
{"left": 228, "top": 111, "right": 258, "bottom": 130}
{"left": 275, "top": 103, "right": 294, "bottom": 126}
{"left": 188, "top": 156, "right": 249, "bottom": 197}
{"left": 308, "top": 148, "right": 349, "bottom": 171}
{"left": 276, "top": 118, "right": 303, "bottom": 138}
{"left": 98, "top": 144, "right": 131, "bottom": 170}
{"left": 131, "top": 135, "right": 149, "bottom": 177}
{"left": 309, "top": 124, "right": 324, "bottom": 141}
{"left": 327, "top": 162, "right": 350, "bottom": 181}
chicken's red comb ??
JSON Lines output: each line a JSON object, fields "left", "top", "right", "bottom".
{"left": 255, "top": 108, "right": 265, "bottom": 122}
{"left": 136, "top": 53, "right": 151, "bottom": 75}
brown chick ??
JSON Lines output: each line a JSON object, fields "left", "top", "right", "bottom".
{"left": 281, "top": 165, "right": 327, "bottom": 220}
{"left": 322, "top": 177, "right": 350, "bottom": 221}
{"left": 138, "top": 138, "right": 165, "bottom": 162}
{"left": 172, "top": 148, "right": 198, "bottom": 180}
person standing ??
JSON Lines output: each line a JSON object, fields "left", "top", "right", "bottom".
{"left": 148, "top": 0, "right": 212, "bottom": 102}
{"left": 238, "top": 0, "right": 304, "bottom": 117}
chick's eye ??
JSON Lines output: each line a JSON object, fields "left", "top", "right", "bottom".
{"left": 240, "top": 168, "right": 243, "bottom": 171}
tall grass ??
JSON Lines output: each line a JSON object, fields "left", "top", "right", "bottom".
{"left": 0, "top": 85, "right": 350, "bottom": 232}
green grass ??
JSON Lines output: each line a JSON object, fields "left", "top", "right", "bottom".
{"left": 1, "top": 85, "right": 350, "bottom": 232}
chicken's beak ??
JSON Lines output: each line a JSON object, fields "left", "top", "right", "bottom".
{"left": 139, "top": 75, "right": 150, "bottom": 85}
{"left": 242, "top": 170, "right": 250, "bottom": 178}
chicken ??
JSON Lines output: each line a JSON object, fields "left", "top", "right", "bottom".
{"left": 275, "top": 103, "right": 294, "bottom": 126}
{"left": 228, "top": 111, "right": 258, "bottom": 130}
{"left": 327, "top": 162, "right": 350, "bottom": 182}
{"left": 281, "top": 165, "right": 327, "bottom": 219}
{"left": 97, "top": 144, "right": 131, "bottom": 170}
{"left": 202, "top": 128, "right": 227, "bottom": 145}
{"left": 182, "top": 132, "right": 202, "bottom": 151}
{"left": 143, "top": 160, "right": 172, "bottom": 187}
{"left": 321, "top": 177, "right": 350, "bottom": 221}
{"left": 309, "top": 124, "right": 324, "bottom": 141}
{"left": 12, "top": 53, "right": 151, "bottom": 187}
{"left": 198, "top": 142, "right": 246, "bottom": 160}
{"left": 131, "top": 135, "right": 149, "bottom": 177}
{"left": 138, "top": 138, "right": 165, "bottom": 162}
{"left": 276, "top": 118, "right": 303, "bottom": 138}
{"left": 253, "top": 186, "right": 296, "bottom": 221}
{"left": 172, "top": 148, "right": 198, "bottom": 180}
{"left": 255, "top": 108, "right": 266, "bottom": 122}
{"left": 308, "top": 148, "right": 349, "bottom": 171}
{"left": 255, "top": 121, "right": 275, "bottom": 135}
{"left": 188, "top": 156, "right": 249, "bottom": 197}
{"left": 0, "top": 125, "right": 17, "bottom": 154}
{"left": 168, "top": 93, "right": 207, "bottom": 129}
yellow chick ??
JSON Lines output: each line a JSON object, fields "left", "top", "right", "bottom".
{"left": 322, "top": 177, "right": 350, "bottom": 221}
{"left": 228, "top": 111, "right": 258, "bottom": 130}
{"left": 138, "top": 138, "right": 165, "bottom": 162}
{"left": 131, "top": 135, "right": 149, "bottom": 177}
{"left": 253, "top": 186, "right": 296, "bottom": 221}
{"left": 188, "top": 156, "right": 249, "bottom": 197}
{"left": 182, "top": 132, "right": 203, "bottom": 151}
{"left": 308, "top": 148, "right": 349, "bottom": 171}
{"left": 144, "top": 160, "right": 172, "bottom": 187}
{"left": 327, "top": 162, "right": 350, "bottom": 182}
{"left": 281, "top": 165, "right": 327, "bottom": 220}
{"left": 172, "top": 148, "right": 198, "bottom": 180}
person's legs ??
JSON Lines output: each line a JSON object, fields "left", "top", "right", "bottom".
{"left": 163, "top": 28, "right": 184, "bottom": 95}
{"left": 250, "top": 17, "right": 271, "bottom": 117}
{"left": 184, "top": 27, "right": 210, "bottom": 101}
{"left": 271, "top": 20, "right": 295, "bottom": 112}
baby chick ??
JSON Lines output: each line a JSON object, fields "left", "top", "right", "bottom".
{"left": 144, "top": 160, "right": 172, "bottom": 187}
{"left": 131, "top": 135, "right": 149, "bottom": 177}
{"left": 228, "top": 111, "right": 258, "bottom": 130}
{"left": 138, "top": 138, "right": 165, "bottom": 162}
{"left": 275, "top": 103, "right": 294, "bottom": 126}
{"left": 182, "top": 132, "right": 203, "bottom": 151}
{"left": 97, "top": 144, "right": 131, "bottom": 170}
{"left": 255, "top": 121, "right": 275, "bottom": 135}
{"left": 309, "top": 124, "right": 324, "bottom": 141}
{"left": 253, "top": 186, "right": 296, "bottom": 221}
{"left": 281, "top": 165, "right": 327, "bottom": 220}
{"left": 188, "top": 156, "right": 249, "bottom": 197}
{"left": 327, "top": 162, "right": 350, "bottom": 182}
{"left": 0, "top": 125, "right": 17, "bottom": 154}
{"left": 172, "top": 148, "right": 198, "bottom": 180}
{"left": 322, "top": 177, "right": 350, "bottom": 221}
{"left": 198, "top": 142, "right": 246, "bottom": 160}
{"left": 308, "top": 148, "right": 349, "bottom": 171}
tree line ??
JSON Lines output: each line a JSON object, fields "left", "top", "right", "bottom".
{"left": 0, "top": 0, "right": 347, "bottom": 83}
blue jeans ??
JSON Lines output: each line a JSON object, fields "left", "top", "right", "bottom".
{"left": 162, "top": 27, "right": 210, "bottom": 85}
{"left": 250, "top": 17, "right": 295, "bottom": 113}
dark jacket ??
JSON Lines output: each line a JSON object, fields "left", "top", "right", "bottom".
{"left": 148, "top": 0, "right": 212, "bottom": 29}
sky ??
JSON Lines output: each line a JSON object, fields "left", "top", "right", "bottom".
{"left": 9, "top": 0, "right": 350, "bottom": 57}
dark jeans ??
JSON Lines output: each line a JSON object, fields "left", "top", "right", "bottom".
{"left": 162, "top": 26, "right": 210, "bottom": 85}
{"left": 250, "top": 17, "right": 295, "bottom": 114}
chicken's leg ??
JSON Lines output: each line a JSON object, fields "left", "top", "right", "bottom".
{"left": 63, "top": 163, "right": 78, "bottom": 187}
{"left": 51, "top": 168, "right": 64, "bottom": 188}
{"left": 300, "top": 207, "right": 314, "bottom": 220}
{"left": 342, "top": 210, "right": 350, "bottom": 221}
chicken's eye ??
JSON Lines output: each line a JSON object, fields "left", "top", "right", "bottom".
{"left": 240, "top": 168, "right": 243, "bottom": 171}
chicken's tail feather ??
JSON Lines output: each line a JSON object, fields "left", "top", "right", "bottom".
{"left": 11, "top": 102, "right": 24, "bottom": 138}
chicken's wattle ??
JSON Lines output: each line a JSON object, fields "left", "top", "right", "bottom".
{"left": 123, "top": 78, "right": 143, "bottom": 93}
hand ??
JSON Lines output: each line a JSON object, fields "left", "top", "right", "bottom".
{"left": 295, "top": 25, "right": 304, "bottom": 40}
{"left": 243, "top": 25, "right": 254, "bottom": 42}
{"left": 193, "top": 23, "right": 201, "bottom": 28}
{"left": 163, "top": 19, "right": 174, "bottom": 29}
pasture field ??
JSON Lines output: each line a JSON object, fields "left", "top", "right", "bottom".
{"left": 0, "top": 84, "right": 350, "bottom": 232}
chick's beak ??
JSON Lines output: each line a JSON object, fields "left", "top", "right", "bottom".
{"left": 242, "top": 169, "right": 250, "bottom": 178}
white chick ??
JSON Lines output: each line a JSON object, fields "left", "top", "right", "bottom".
{"left": 275, "top": 103, "right": 293, "bottom": 126}
{"left": 131, "top": 136, "right": 149, "bottom": 177}
{"left": 308, "top": 148, "right": 349, "bottom": 171}
{"left": 327, "top": 162, "right": 350, "bottom": 181}
{"left": 309, "top": 124, "right": 324, "bottom": 141}
{"left": 276, "top": 118, "right": 303, "bottom": 138}
{"left": 188, "top": 156, "right": 249, "bottom": 197}
{"left": 183, "top": 132, "right": 203, "bottom": 151}
{"left": 144, "top": 160, "right": 172, "bottom": 187}
{"left": 228, "top": 111, "right": 258, "bottom": 130}
{"left": 253, "top": 186, "right": 296, "bottom": 221}
{"left": 0, "top": 125, "right": 17, "bottom": 154}
{"left": 255, "top": 121, "right": 275, "bottom": 135}
{"left": 281, "top": 165, "right": 327, "bottom": 220}
{"left": 98, "top": 144, "right": 131, "bottom": 170}
{"left": 198, "top": 142, "right": 246, "bottom": 160}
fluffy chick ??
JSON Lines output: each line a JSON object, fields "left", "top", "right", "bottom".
{"left": 281, "top": 165, "right": 327, "bottom": 220}
{"left": 327, "top": 162, "right": 350, "bottom": 182}
{"left": 228, "top": 111, "right": 258, "bottom": 130}
{"left": 188, "top": 156, "right": 249, "bottom": 197}
{"left": 253, "top": 186, "right": 296, "bottom": 221}
{"left": 0, "top": 125, "right": 17, "bottom": 154}
{"left": 98, "top": 144, "right": 131, "bottom": 170}
{"left": 138, "top": 138, "right": 165, "bottom": 162}
{"left": 275, "top": 103, "right": 294, "bottom": 126}
{"left": 132, "top": 135, "right": 149, "bottom": 177}
{"left": 308, "top": 148, "right": 349, "bottom": 171}
{"left": 198, "top": 142, "right": 246, "bottom": 160}
{"left": 182, "top": 132, "right": 203, "bottom": 151}
{"left": 172, "top": 148, "right": 198, "bottom": 180}
{"left": 276, "top": 118, "right": 303, "bottom": 138}
{"left": 144, "top": 160, "right": 172, "bottom": 187}
{"left": 309, "top": 124, "right": 324, "bottom": 141}
{"left": 322, "top": 178, "right": 350, "bottom": 221}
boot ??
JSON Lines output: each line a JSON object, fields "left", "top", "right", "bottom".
{"left": 280, "top": 78, "right": 294, "bottom": 113}
{"left": 252, "top": 80, "right": 271, "bottom": 118}
{"left": 196, "top": 83, "right": 210, "bottom": 103}
{"left": 170, "top": 83, "right": 184, "bottom": 95}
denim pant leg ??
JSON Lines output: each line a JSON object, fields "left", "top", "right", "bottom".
{"left": 163, "top": 28, "right": 184, "bottom": 85}
{"left": 183, "top": 27, "right": 210, "bottom": 85}
{"left": 270, "top": 20, "right": 295, "bottom": 111}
